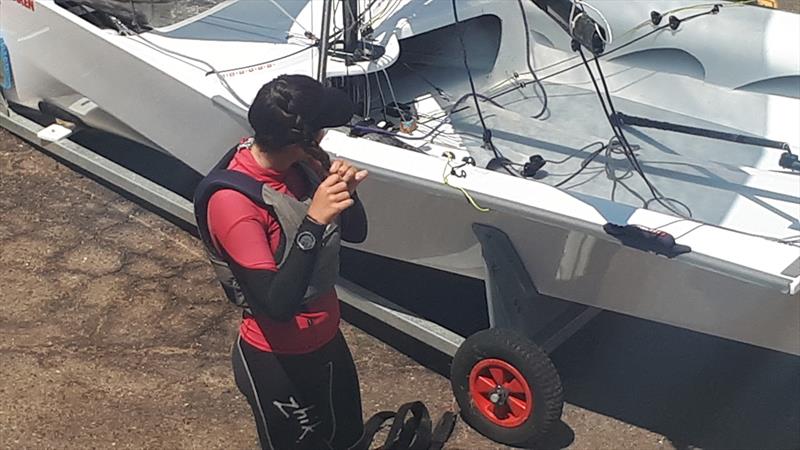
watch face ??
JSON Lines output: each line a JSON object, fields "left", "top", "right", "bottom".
{"left": 297, "top": 231, "right": 317, "bottom": 251}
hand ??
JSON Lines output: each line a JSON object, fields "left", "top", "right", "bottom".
{"left": 307, "top": 174, "right": 354, "bottom": 225}
{"left": 329, "top": 159, "right": 368, "bottom": 194}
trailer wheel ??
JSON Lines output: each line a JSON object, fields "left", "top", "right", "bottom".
{"left": 451, "top": 328, "right": 563, "bottom": 447}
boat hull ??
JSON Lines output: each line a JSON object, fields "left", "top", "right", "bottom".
{"left": 2, "top": 1, "right": 798, "bottom": 355}
{"left": 325, "top": 131, "right": 800, "bottom": 356}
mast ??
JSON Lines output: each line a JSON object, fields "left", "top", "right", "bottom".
{"left": 342, "top": 0, "right": 360, "bottom": 54}
{"left": 316, "top": 0, "right": 334, "bottom": 84}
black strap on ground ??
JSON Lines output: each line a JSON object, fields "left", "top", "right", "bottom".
{"left": 385, "top": 401, "right": 432, "bottom": 450}
{"left": 428, "top": 411, "right": 458, "bottom": 450}
{"left": 613, "top": 111, "right": 792, "bottom": 152}
{"left": 355, "top": 411, "right": 396, "bottom": 450}
{"left": 353, "top": 401, "right": 457, "bottom": 450}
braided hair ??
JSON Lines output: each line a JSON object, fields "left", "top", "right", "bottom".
{"left": 248, "top": 75, "right": 342, "bottom": 170}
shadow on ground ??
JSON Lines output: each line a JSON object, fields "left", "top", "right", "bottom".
{"left": 342, "top": 249, "right": 800, "bottom": 450}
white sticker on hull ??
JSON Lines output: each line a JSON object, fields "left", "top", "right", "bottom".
{"left": 69, "top": 98, "right": 99, "bottom": 117}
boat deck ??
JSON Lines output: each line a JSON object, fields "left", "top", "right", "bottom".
{"left": 386, "top": 66, "right": 800, "bottom": 244}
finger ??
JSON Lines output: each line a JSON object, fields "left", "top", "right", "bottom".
{"left": 321, "top": 174, "right": 342, "bottom": 187}
{"left": 329, "top": 160, "right": 342, "bottom": 174}
{"left": 330, "top": 191, "right": 351, "bottom": 203}
{"left": 328, "top": 181, "right": 349, "bottom": 194}
{"left": 334, "top": 198, "right": 355, "bottom": 210}
{"left": 342, "top": 167, "right": 357, "bottom": 184}
{"left": 337, "top": 161, "right": 352, "bottom": 176}
{"left": 354, "top": 169, "right": 369, "bottom": 182}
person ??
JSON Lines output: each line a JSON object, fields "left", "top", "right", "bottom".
{"left": 194, "top": 74, "right": 368, "bottom": 449}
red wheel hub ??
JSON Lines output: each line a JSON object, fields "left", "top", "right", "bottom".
{"left": 468, "top": 358, "right": 533, "bottom": 427}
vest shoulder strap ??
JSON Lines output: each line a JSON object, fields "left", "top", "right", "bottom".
{"left": 193, "top": 169, "right": 269, "bottom": 259}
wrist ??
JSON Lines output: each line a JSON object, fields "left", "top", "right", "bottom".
{"left": 301, "top": 215, "right": 326, "bottom": 237}
{"left": 305, "top": 214, "right": 325, "bottom": 226}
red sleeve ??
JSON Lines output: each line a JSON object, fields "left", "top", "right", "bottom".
{"left": 207, "top": 190, "right": 278, "bottom": 271}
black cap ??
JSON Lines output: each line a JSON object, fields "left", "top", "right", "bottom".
{"left": 248, "top": 74, "right": 355, "bottom": 148}
{"left": 307, "top": 83, "right": 356, "bottom": 130}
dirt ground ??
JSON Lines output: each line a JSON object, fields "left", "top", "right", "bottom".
{"left": 0, "top": 127, "right": 514, "bottom": 449}
{"left": 0, "top": 128, "right": 500, "bottom": 449}
{"left": 2, "top": 124, "right": 799, "bottom": 450}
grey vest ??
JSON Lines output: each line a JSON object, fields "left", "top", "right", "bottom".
{"left": 263, "top": 163, "right": 341, "bottom": 301}
{"left": 194, "top": 159, "right": 340, "bottom": 310}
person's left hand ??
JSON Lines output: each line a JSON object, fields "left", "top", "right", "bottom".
{"left": 330, "top": 159, "right": 368, "bottom": 194}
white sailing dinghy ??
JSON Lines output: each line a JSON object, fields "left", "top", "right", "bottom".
{"left": 2, "top": 0, "right": 798, "bottom": 444}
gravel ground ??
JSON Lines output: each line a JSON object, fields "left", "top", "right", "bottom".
{"left": 2, "top": 123, "right": 798, "bottom": 450}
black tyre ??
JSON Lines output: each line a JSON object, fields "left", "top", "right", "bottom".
{"left": 450, "top": 328, "right": 563, "bottom": 447}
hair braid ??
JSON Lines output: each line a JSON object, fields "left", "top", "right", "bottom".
{"left": 275, "top": 79, "right": 332, "bottom": 170}
{"left": 248, "top": 74, "right": 351, "bottom": 172}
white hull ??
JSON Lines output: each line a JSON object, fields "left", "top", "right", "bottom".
{"left": 2, "top": 0, "right": 798, "bottom": 354}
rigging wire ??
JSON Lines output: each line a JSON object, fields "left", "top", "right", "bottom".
{"left": 401, "top": 63, "right": 448, "bottom": 98}
{"left": 266, "top": 0, "right": 313, "bottom": 37}
{"left": 372, "top": 70, "right": 389, "bottom": 123}
{"left": 547, "top": 140, "right": 606, "bottom": 165}
{"left": 619, "top": 0, "right": 756, "bottom": 39}
{"left": 348, "top": 62, "right": 372, "bottom": 118}
{"left": 487, "top": 3, "right": 726, "bottom": 104}
{"left": 450, "top": 0, "right": 518, "bottom": 177}
{"left": 126, "top": 34, "right": 251, "bottom": 107}
{"left": 450, "top": 0, "right": 492, "bottom": 150}
{"left": 516, "top": 0, "right": 548, "bottom": 119}
{"left": 380, "top": 68, "right": 409, "bottom": 123}
{"left": 554, "top": 142, "right": 607, "bottom": 187}
{"left": 354, "top": 92, "right": 503, "bottom": 142}
{"left": 591, "top": 52, "right": 693, "bottom": 217}
{"left": 206, "top": 44, "right": 317, "bottom": 76}
{"left": 576, "top": 46, "right": 692, "bottom": 217}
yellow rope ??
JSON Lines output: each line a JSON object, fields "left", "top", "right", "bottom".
{"left": 442, "top": 153, "right": 490, "bottom": 213}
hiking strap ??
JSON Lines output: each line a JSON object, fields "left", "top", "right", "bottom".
{"left": 354, "top": 402, "right": 457, "bottom": 450}
{"left": 386, "top": 401, "right": 431, "bottom": 450}
{"left": 429, "top": 411, "right": 457, "bottom": 450}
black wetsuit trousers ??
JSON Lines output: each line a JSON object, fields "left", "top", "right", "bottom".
{"left": 231, "top": 331, "right": 364, "bottom": 450}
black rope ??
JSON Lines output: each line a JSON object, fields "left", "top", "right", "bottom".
{"left": 450, "top": 0, "right": 521, "bottom": 177}
{"left": 614, "top": 112, "right": 793, "bottom": 152}
{"left": 351, "top": 92, "right": 504, "bottom": 141}
{"left": 517, "top": 0, "right": 548, "bottom": 119}
{"left": 577, "top": 47, "right": 692, "bottom": 217}
{"left": 554, "top": 144, "right": 607, "bottom": 187}
{"left": 451, "top": 0, "right": 495, "bottom": 155}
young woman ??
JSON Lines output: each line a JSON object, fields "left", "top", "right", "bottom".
{"left": 197, "top": 75, "right": 367, "bottom": 449}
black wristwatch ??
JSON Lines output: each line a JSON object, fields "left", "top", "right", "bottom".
{"left": 296, "top": 230, "right": 317, "bottom": 251}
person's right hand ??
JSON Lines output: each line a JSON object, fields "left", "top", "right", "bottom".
{"left": 307, "top": 174, "right": 354, "bottom": 225}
